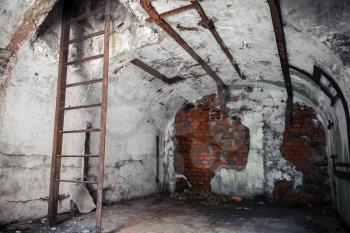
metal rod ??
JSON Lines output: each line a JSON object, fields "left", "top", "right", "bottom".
{"left": 83, "top": 122, "right": 92, "bottom": 182}
{"left": 313, "top": 66, "right": 350, "bottom": 161}
{"left": 267, "top": 0, "right": 293, "bottom": 126}
{"left": 335, "top": 162, "right": 350, "bottom": 168}
{"left": 59, "top": 128, "right": 100, "bottom": 134}
{"left": 334, "top": 170, "right": 350, "bottom": 181}
{"left": 96, "top": 0, "right": 111, "bottom": 231}
{"left": 58, "top": 155, "right": 99, "bottom": 158}
{"left": 66, "top": 78, "right": 103, "bottom": 88}
{"left": 290, "top": 65, "right": 350, "bottom": 161}
{"left": 66, "top": 54, "right": 104, "bottom": 66}
{"left": 131, "top": 59, "right": 183, "bottom": 84}
{"left": 64, "top": 103, "right": 101, "bottom": 111}
{"left": 145, "top": 4, "right": 195, "bottom": 22}
{"left": 47, "top": 0, "right": 71, "bottom": 226}
{"left": 289, "top": 65, "right": 334, "bottom": 100}
{"left": 156, "top": 135, "right": 160, "bottom": 186}
{"left": 69, "top": 30, "right": 105, "bottom": 44}
{"left": 56, "top": 179, "right": 97, "bottom": 184}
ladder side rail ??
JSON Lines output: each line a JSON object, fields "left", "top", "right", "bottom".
{"left": 47, "top": 0, "right": 72, "bottom": 226}
{"left": 96, "top": 0, "right": 111, "bottom": 232}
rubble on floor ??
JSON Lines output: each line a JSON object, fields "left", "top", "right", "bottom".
{"left": 170, "top": 190, "right": 242, "bottom": 205}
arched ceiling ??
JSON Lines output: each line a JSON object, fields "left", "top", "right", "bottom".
{"left": 1, "top": 0, "right": 349, "bottom": 127}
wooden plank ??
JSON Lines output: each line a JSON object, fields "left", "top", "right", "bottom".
{"left": 96, "top": 0, "right": 111, "bottom": 232}
{"left": 47, "top": 0, "right": 71, "bottom": 226}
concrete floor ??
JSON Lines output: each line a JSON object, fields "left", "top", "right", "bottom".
{"left": 1, "top": 194, "right": 345, "bottom": 233}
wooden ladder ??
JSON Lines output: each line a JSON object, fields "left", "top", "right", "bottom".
{"left": 47, "top": 0, "right": 110, "bottom": 232}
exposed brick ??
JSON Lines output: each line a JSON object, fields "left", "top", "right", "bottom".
{"left": 275, "top": 103, "right": 330, "bottom": 205}
{"left": 174, "top": 94, "right": 250, "bottom": 192}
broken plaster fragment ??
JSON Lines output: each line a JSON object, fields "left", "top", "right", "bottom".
{"left": 69, "top": 184, "right": 96, "bottom": 214}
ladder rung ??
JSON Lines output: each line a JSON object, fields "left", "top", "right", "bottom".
{"left": 56, "top": 179, "right": 97, "bottom": 184}
{"left": 64, "top": 103, "right": 101, "bottom": 111}
{"left": 71, "top": 7, "right": 105, "bottom": 22}
{"left": 58, "top": 155, "right": 99, "bottom": 158}
{"left": 60, "top": 128, "right": 100, "bottom": 134}
{"left": 69, "top": 30, "right": 105, "bottom": 44}
{"left": 66, "top": 78, "right": 103, "bottom": 88}
{"left": 66, "top": 54, "right": 104, "bottom": 66}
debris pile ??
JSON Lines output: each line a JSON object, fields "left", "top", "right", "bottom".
{"left": 170, "top": 190, "right": 243, "bottom": 205}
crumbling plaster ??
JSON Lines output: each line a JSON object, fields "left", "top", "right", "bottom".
{"left": 0, "top": 0, "right": 349, "bottom": 226}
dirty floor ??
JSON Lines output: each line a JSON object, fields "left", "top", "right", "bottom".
{"left": 0, "top": 194, "right": 345, "bottom": 233}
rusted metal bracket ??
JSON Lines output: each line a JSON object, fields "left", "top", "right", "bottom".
{"left": 140, "top": 0, "right": 228, "bottom": 112}
{"left": 290, "top": 65, "right": 350, "bottom": 161}
{"left": 191, "top": 1, "right": 245, "bottom": 80}
{"left": 145, "top": 1, "right": 245, "bottom": 80}
{"left": 145, "top": 4, "right": 195, "bottom": 23}
{"left": 131, "top": 59, "right": 184, "bottom": 84}
{"left": 267, "top": 0, "right": 293, "bottom": 126}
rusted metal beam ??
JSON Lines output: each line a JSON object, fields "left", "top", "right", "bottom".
{"left": 267, "top": 0, "right": 293, "bottom": 126}
{"left": 191, "top": 1, "right": 245, "bottom": 79}
{"left": 289, "top": 65, "right": 334, "bottom": 101}
{"left": 131, "top": 59, "right": 184, "bottom": 84}
{"left": 145, "top": 4, "right": 195, "bottom": 23}
{"left": 140, "top": 0, "right": 228, "bottom": 111}
{"left": 313, "top": 66, "right": 350, "bottom": 161}
{"left": 290, "top": 65, "right": 350, "bottom": 161}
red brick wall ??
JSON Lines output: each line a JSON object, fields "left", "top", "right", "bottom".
{"left": 274, "top": 103, "right": 330, "bottom": 205}
{"left": 174, "top": 95, "right": 250, "bottom": 192}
